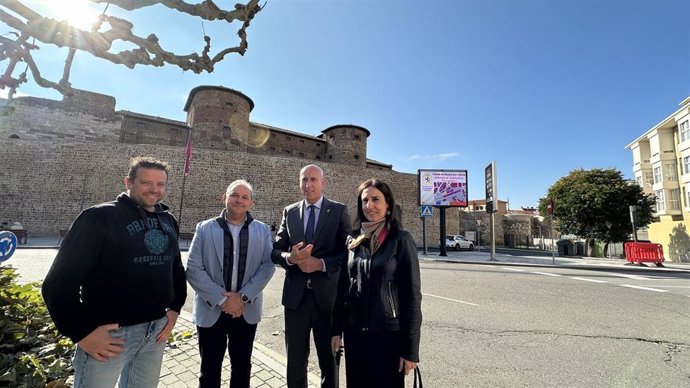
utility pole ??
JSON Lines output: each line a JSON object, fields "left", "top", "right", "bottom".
{"left": 485, "top": 162, "right": 497, "bottom": 261}
{"left": 547, "top": 198, "right": 555, "bottom": 264}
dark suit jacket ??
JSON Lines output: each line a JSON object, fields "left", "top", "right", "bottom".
{"left": 272, "top": 197, "right": 352, "bottom": 311}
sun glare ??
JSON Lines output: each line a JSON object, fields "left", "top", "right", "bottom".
{"left": 42, "top": 0, "right": 101, "bottom": 31}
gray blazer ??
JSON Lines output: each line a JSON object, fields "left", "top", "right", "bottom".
{"left": 186, "top": 212, "right": 275, "bottom": 327}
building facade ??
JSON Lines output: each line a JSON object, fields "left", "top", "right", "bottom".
{"left": 626, "top": 96, "right": 690, "bottom": 262}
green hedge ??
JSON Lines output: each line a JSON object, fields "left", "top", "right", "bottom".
{"left": 0, "top": 266, "right": 73, "bottom": 388}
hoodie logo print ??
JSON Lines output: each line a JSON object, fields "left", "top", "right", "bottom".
{"left": 144, "top": 229, "right": 168, "bottom": 254}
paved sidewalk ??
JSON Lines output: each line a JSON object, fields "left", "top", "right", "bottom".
{"left": 418, "top": 247, "right": 690, "bottom": 272}
{"left": 159, "top": 312, "right": 291, "bottom": 388}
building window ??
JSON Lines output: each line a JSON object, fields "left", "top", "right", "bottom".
{"left": 286, "top": 136, "right": 291, "bottom": 141}
{"left": 299, "top": 152, "right": 304, "bottom": 157}
{"left": 136, "top": 121, "right": 145, "bottom": 127}
{"left": 225, "top": 101, "right": 234, "bottom": 107}
{"left": 655, "top": 189, "right": 665, "bottom": 212}
{"left": 270, "top": 146, "right": 276, "bottom": 151}
{"left": 683, "top": 156, "right": 690, "bottom": 176}
{"left": 223, "top": 126, "right": 232, "bottom": 139}
{"left": 653, "top": 166, "right": 662, "bottom": 184}
{"left": 669, "top": 189, "right": 681, "bottom": 210}
{"left": 635, "top": 176, "right": 642, "bottom": 187}
{"left": 315, "top": 155, "right": 321, "bottom": 160}
{"left": 680, "top": 121, "right": 690, "bottom": 142}
{"left": 354, "top": 134, "right": 360, "bottom": 140}
{"left": 300, "top": 139, "right": 305, "bottom": 143}
{"left": 663, "top": 162, "right": 678, "bottom": 182}
{"left": 685, "top": 184, "right": 690, "bottom": 208}
{"left": 644, "top": 171, "right": 653, "bottom": 189}
{"left": 271, "top": 133, "right": 276, "bottom": 137}
{"left": 316, "top": 143, "right": 321, "bottom": 147}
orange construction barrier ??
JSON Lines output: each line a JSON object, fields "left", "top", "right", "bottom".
{"left": 624, "top": 242, "right": 665, "bottom": 266}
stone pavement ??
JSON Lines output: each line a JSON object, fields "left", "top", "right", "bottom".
{"left": 159, "top": 311, "right": 292, "bottom": 388}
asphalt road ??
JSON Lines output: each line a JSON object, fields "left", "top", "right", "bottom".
{"left": 6, "top": 250, "right": 690, "bottom": 387}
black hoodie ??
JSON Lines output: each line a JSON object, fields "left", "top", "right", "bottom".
{"left": 42, "top": 193, "right": 187, "bottom": 343}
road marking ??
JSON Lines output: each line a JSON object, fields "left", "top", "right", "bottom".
{"left": 532, "top": 271, "right": 562, "bottom": 277}
{"left": 570, "top": 277, "right": 607, "bottom": 284}
{"left": 602, "top": 272, "right": 649, "bottom": 280}
{"left": 504, "top": 268, "right": 525, "bottom": 272}
{"left": 620, "top": 284, "right": 667, "bottom": 293}
{"left": 422, "top": 292, "right": 478, "bottom": 306}
{"left": 639, "top": 285, "right": 690, "bottom": 289}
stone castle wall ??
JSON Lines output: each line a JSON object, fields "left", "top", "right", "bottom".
{"left": 0, "top": 138, "right": 460, "bottom": 246}
{"left": 0, "top": 86, "right": 466, "bottom": 246}
{"left": 2, "top": 92, "right": 121, "bottom": 142}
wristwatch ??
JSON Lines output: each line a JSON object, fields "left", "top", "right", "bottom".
{"left": 240, "top": 294, "right": 250, "bottom": 304}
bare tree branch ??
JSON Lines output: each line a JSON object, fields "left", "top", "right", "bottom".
{"left": 0, "top": 0, "right": 263, "bottom": 97}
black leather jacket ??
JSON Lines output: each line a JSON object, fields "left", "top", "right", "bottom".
{"left": 333, "top": 227, "right": 422, "bottom": 362}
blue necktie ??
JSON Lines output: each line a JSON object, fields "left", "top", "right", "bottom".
{"left": 305, "top": 205, "right": 315, "bottom": 243}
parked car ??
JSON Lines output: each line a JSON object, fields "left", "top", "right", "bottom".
{"left": 446, "top": 235, "right": 474, "bottom": 251}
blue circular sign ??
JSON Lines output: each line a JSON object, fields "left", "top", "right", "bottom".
{"left": 0, "top": 231, "right": 18, "bottom": 263}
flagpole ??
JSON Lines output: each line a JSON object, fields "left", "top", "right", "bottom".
{"left": 178, "top": 127, "right": 192, "bottom": 232}
{"left": 178, "top": 172, "right": 187, "bottom": 227}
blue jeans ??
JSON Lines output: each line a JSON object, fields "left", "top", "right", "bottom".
{"left": 73, "top": 316, "right": 168, "bottom": 388}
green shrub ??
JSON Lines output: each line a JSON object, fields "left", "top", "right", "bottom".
{"left": 0, "top": 266, "right": 73, "bottom": 387}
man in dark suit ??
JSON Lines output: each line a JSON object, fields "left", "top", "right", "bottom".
{"left": 272, "top": 164, "right": 353, "bottom": 388}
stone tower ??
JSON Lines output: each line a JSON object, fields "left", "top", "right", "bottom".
{"left": 321, "top": 124, "right": 370, "bottom": 166}
{"left": 184, "top": 86, "right": 254, "bottom": 151}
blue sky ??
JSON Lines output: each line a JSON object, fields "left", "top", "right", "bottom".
{"left": 5, "top": 0, "right": 690, "bottom": 208}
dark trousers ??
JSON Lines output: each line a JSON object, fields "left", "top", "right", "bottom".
{"left": 285, "top": 289, "right": 336, "bottom": 388}
{"left": 197, "top": 313, "right": 258, "bottom": 388}
{"left": 343, "top": 328, "right": 404, "bottom": 388}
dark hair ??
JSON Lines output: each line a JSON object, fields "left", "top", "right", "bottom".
{"left": 128, "top": 156, "right": 170, "bottom": 182}
{"left": 354, "top": 178, "right": 400, "bottom": 233}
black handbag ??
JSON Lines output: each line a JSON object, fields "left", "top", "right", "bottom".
{"left": 413, "top": 366, "right": 423, "bottom": 388}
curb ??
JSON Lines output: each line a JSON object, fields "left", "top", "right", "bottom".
{"left": 420, "top": 257, "right": 690, "bottom": 275}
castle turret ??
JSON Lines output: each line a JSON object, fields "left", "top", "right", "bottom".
{"left": 184, "top": 86, "right": 254, "bottom": 151}
{"left": 321, "top": 124, "right": 370, "bottom": 166}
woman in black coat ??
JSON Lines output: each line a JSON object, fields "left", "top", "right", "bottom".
{"left": 332, "top": 178, "right": 422, "bottom": 388}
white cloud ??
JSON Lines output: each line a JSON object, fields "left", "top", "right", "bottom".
{"left": 408, "top": 152, "right": 459, "bottom": 161}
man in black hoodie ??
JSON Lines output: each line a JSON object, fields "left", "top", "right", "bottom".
{"left": 42, "top": 156, "right": 187, "bottom": 388}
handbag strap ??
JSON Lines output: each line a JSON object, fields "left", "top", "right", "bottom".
{"left": 413, "top": 366, "right": 423, "bottom": 388}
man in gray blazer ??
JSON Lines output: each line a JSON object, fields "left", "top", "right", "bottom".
{"left": 272, "top": 165, "right": 353, "bottom": 388}
{"left": 187, "top": 179, "right": 276, "bottom": 388}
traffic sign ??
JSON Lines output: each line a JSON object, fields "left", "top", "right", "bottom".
{"left": 420, "top": 205, "right": 433, "bottom": 218}
{"left": 0, "top": 231, "right": 18, "bottom": 263}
